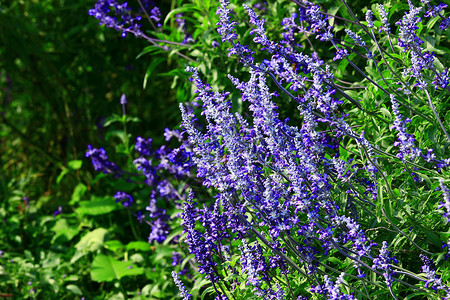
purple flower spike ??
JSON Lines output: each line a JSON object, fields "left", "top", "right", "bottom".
{"left": 172, "top": 271, "right": 192, "bottom": 300}
{"left": 438, "top": 180, "right": 450, "bottom": 222}
{"left": 114, "top": 191, "right": 133, "bottom": 207}
{"left": 373, "top": 241, "right": 398, "bottom": 287}
{"left": 86, "top": 145, "right": 121, "bottom": 175}
{"left": 88, "top": 0, "right": 144, "bottom": 37}
{"left": 53, "top": 206, "right": 63, "bottom": 217}
{"left": 216, "top": 0, "right": 238, "bottom": 43}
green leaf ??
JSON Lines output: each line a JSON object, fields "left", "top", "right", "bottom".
{"left": 76, "top": 196, "right": 118, "bottom": 216}
{"left": 68, "top": 160, "right": 82, "bottom": 170}
{"left": 51, "top": 218, "right": 80, "bottom": 243}
{"left": 126, "top": 241, "right": 152, "bottom": 252}
{"left": 66, "top": 284, "right": 83, "bottom": 295}
{"left": 143, "top": 58, "right": 165, "bottom": 89}
{"left": 163, "top": 5, "right": 201, "bottom": 27}
{"left": 422, "top": 229, "right": 442, "bottom": 247}
{"left": 103, "top": 114, "right": 123, "bottom": 127}
{"left": 379, "top": 107, "right": 392, "bottom": 121}
{"left": 105, "top": 240, "right": 125, "bottom": 251}
{"left": 75, "top": 228, "right": 108, "bottom": 252}
{"left": 90, "top": 254, "right": 144, "bottom": 282}
{"left": 56, "top": 169, "right": 70, "bottom": 184}
{"left": 70, "top": 183, "right": 87, "bottom": 205}
{"left": 191, "top": 277, "right": 211, "bottom": 296}
{"left": 201, "top": 286, "right": 215, "bottom": 300}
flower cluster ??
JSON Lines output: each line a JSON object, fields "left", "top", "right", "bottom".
{"left": 85, "top": 145, "right": 121, "bottom": 175}
{"left": 438, "top": 180, "right": 450, "bottom": 222}
{"left": 172, "top": 271, "right": 192, "bottom": 300}
{"left": 175, "top": 1, "right": 450, "bottom": 298}
{"left": 372, "top": 241, "right": 398, "bottom": 287}
{"left": 420, "top": 254, "right": 450, "bottom": 296}
{"left": 88, "top": 0, "right": 144, "bottom": 37}
{"left": 87, "top": 0, "right": 450, "bottom": 298}
{"left": 87, "top": 127, "right": 194, "bottom": 245}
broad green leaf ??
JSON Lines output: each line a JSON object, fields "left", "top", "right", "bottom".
{"left": 90, "top": 254, "right": 144, "bottom": 282}
{"left": 66, "top": 284, "right": 82, "bottom": 295}
{"left": 126, "top": 241, "right": 152, "bottom": 252}
{"left": 105, "top": 240, "right": 125, "bottom": 251}
{"left": 70, "top": 183, "right": 87, "bottom": 205}
{"left": 68, "top": 160, "right": 82, "bottom": 170}
{"left": 51, "top": 218, "right": 80, "bottom": 243}
{"left": 75, "top": 228, "right": 108, "bottom": 252}
{"left": 76, "top": 196, "right": 118, "bottom": 216}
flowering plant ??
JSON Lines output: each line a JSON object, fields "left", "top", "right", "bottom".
{"left": 87, "top": 0, "right": 450, "bottom": 298}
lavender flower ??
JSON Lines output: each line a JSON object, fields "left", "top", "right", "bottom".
{"left": 433, "top": 68, "right": 450, "bottom": 90}
{"left": 366, "top": 10, "right": 374, "bottom": 28}
{"left": 312, "top": 273, "right": 355, "bottom": 299}
{"left": 378, "top": 4, "right": 391, "bottom": 33}
{"left": 373, "top": 241, "right": 398, "bottom": 287}
{"left": 443, "top": 238, "right": 450, "bottom": 260}
{"left": 424, "top": 3, "right": 447, "bottom": 18}
{"left": 135, "top": 137, "right": 153, "bottom": 156}
{"left": 146, "top": 191, "right": 171, "bottom": 243}
{"left": 53, "top": 206, "right": 63, "bottom": 217}
{"left": 390, "top": 94, "right": 421, "bottom": 161}
{"left": 114, "top": 191, "right": 133, "bottom": 207}
{"left": 438, "top": 180, "right": 450, "bottom": 222}
{"left": 88, "top": 0, "right": 143, "bottom": 37}
{"left": 172, "top": 271, "right": 192, "bottom": 300}
{"left": 182, "top": 191, "right": 219, "bottom": 282}
{"left": 333, "top": 48, "right": 349, "bottom": 61}
{"left": 419, "top": 254, "right": 450, "bottom": 294}
{"left": 440, "top": 17, "right": 450, "bottom": 30}
{"left": 164, "top": 128, "right": 183, "bottom": 142}
{"left": 345, "top": 29, "right": 365, "bottom": 47}
{"left": 86, "top": 145, "right": 121, "bottom": 175}
{"left": 148, "top": 218, "right": 171, "bottom": 243}
{"left": 216, "top": 0, "right": 238, "bottom": 43}
{"left": 396, "top": 1, "right": 423, "bottom": 51}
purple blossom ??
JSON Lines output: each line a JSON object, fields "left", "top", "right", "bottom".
{"left": 172, "top": 271, "right": 192, "bottom": 300}
{"left": 53, "top": 206, "right": 63, "bottom": 217}
{"left": 146, "top": 192, "right": 171, "bottom": 243}
{"left": 372, "top": 241, "right": 398, "bottom": 287}
{"left": 345, "top": 29, "right": 365, "bottom": 47}
{"left": 390, "top": 94, "right": 421, "bottom": 161}
{"left": 438, "top": 180, "right": 450, "bottom": 222}
{"left": 333, "top": 48, "right": 349, "bottom": 61}
{"left": 216, "top": 0, "right": 238, "bottom": 43}
{"left": 424, "top": 3, "right": 447, "bottom": 18}
{"left": 433, "top": 68, "right": 449, "bottom": 90}
{"left": 443, "top": 238, "right": 450, "bottom": 260}
{"left": 312, "top": 273, "right": 355, "bottom": 299}
{"left": 419, "top": 254, "right": 450, "bottom": 295}
{"left": 148, "top": 218, "right": 171, "bottom": 243}
{"left": 378, "top": 4, "right": 391, "bottom": 33}
{"left": 211, "top": 40, "right": 220, "bottom": 48}
{"left": 172, "top": 251, "right": 183, "bottom": 267}
{"left": 182, "top": 190, "right": 219, "bottom": 282}
{"left": 366, "top": 10, "right": 374, "bottom": 28}
{"left": 135, "top": 137, "right": 153, "bottom": 156}
{"left": 86, "top": 145, "right": 121, "bottom": 175}
{"left": 164, "top": 128, "right": 183, "bottom": 142}
{"left": 440, "top": 17, "right": 450, "bottom": 30}
{"left": 114, "top": 191, "right": 133, "bottom": 207}
{"left": 88, "top": 0, "right": 143, "bottom": 37}
{"left": 395, "top": 1, "right": 423, "bottom": 51}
